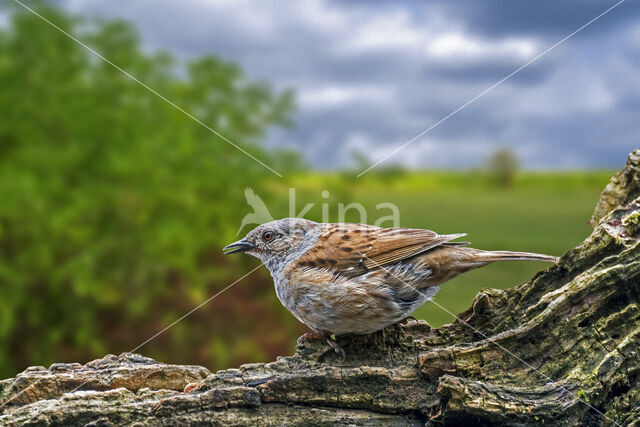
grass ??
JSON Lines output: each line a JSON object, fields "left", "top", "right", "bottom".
{"left": 269, "top": 170, "right": 613, "bottom": 327}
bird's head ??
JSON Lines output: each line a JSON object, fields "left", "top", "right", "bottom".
{"left": 224, "top": 218, "right": 320, "bottom": 270}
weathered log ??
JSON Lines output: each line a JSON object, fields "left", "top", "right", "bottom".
{"left": 1, "top": 150, "right": 639, "bottom": 426}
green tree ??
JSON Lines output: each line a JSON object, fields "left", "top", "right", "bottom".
{"left": 485, "top": 147, "right": 519, "bottom": 188}
{"left": 0, "top": 4, "right": 294, "bottom": 377}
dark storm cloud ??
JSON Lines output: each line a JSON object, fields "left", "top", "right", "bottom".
{"left": 59, "top": 0, "right": 640, "bottom": 169}
{"left": 429, "top": 0, "right": 640, "bottom": 38}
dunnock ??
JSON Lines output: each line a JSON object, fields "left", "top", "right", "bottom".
{"left": 224, "top": 218, "right": 557, "bottom": 358}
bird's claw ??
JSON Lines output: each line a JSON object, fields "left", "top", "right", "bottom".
{"left": 298, "top": 331, "right": 346, "bottom": 361}
{"left": 398, "top": 316, "right": 418, "bottom": 327}
{"left": 326, "top": 336, "right": 346, "bottom": 361}
{"left": 297, "top": 331, "right": 326, "bottom": 345}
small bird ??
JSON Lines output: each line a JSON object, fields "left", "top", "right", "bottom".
{"left": 224, "top": 218, "right": 557, "bottom": 358}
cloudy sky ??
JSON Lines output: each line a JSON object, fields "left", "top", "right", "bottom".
{"left": 59, "top": 0, "right": 640, "bottom": 169}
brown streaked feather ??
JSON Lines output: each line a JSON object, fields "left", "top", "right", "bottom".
{"left": 296, "top": 223, "right": 466, "bottom": 277}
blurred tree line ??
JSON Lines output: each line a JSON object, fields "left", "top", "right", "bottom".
{"left": 0, "top": 4, "right": 300, "bottom": 377}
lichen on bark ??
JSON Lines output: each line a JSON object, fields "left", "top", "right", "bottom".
{"left": 1, "top": 149, "right": 639, "bottom": 426}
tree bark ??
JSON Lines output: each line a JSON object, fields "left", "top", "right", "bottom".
{"left": 1, "top": 150, "right": 639, "bottom": 426}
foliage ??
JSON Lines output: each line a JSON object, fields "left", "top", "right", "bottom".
{"left": 0, "top": 4, "right": 293, "bottom": 377}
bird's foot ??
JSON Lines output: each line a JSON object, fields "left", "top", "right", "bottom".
{"left": 298, "top": 331, "right": 346, "bottom": 361}
{"left": 326, "top": 335, "right": 346, "bottom": 361}
{"left": 297, "top": 331, "right": 327, "bottom": 345}
{"left": 398, "top": 316, "right": 417, "bottom": 325}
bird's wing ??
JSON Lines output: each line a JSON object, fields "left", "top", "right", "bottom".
{"left": 296, "top": 223, "right": 466, "bottom": 277}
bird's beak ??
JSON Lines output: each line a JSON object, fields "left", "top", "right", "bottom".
{"left": 223, "top": 239, "right": 255, "bottom": 255}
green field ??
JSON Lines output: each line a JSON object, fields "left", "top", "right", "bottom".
{"left": 268, "top": 170, "right": 613, "bottom": 327}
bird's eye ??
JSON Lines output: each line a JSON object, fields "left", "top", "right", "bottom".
{"left": 262, "top": 231, "right": 275, "bottom": 241}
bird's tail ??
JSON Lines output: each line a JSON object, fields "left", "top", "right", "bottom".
{"left": 473, "top": 250, "right": 558, "bottom": 263}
